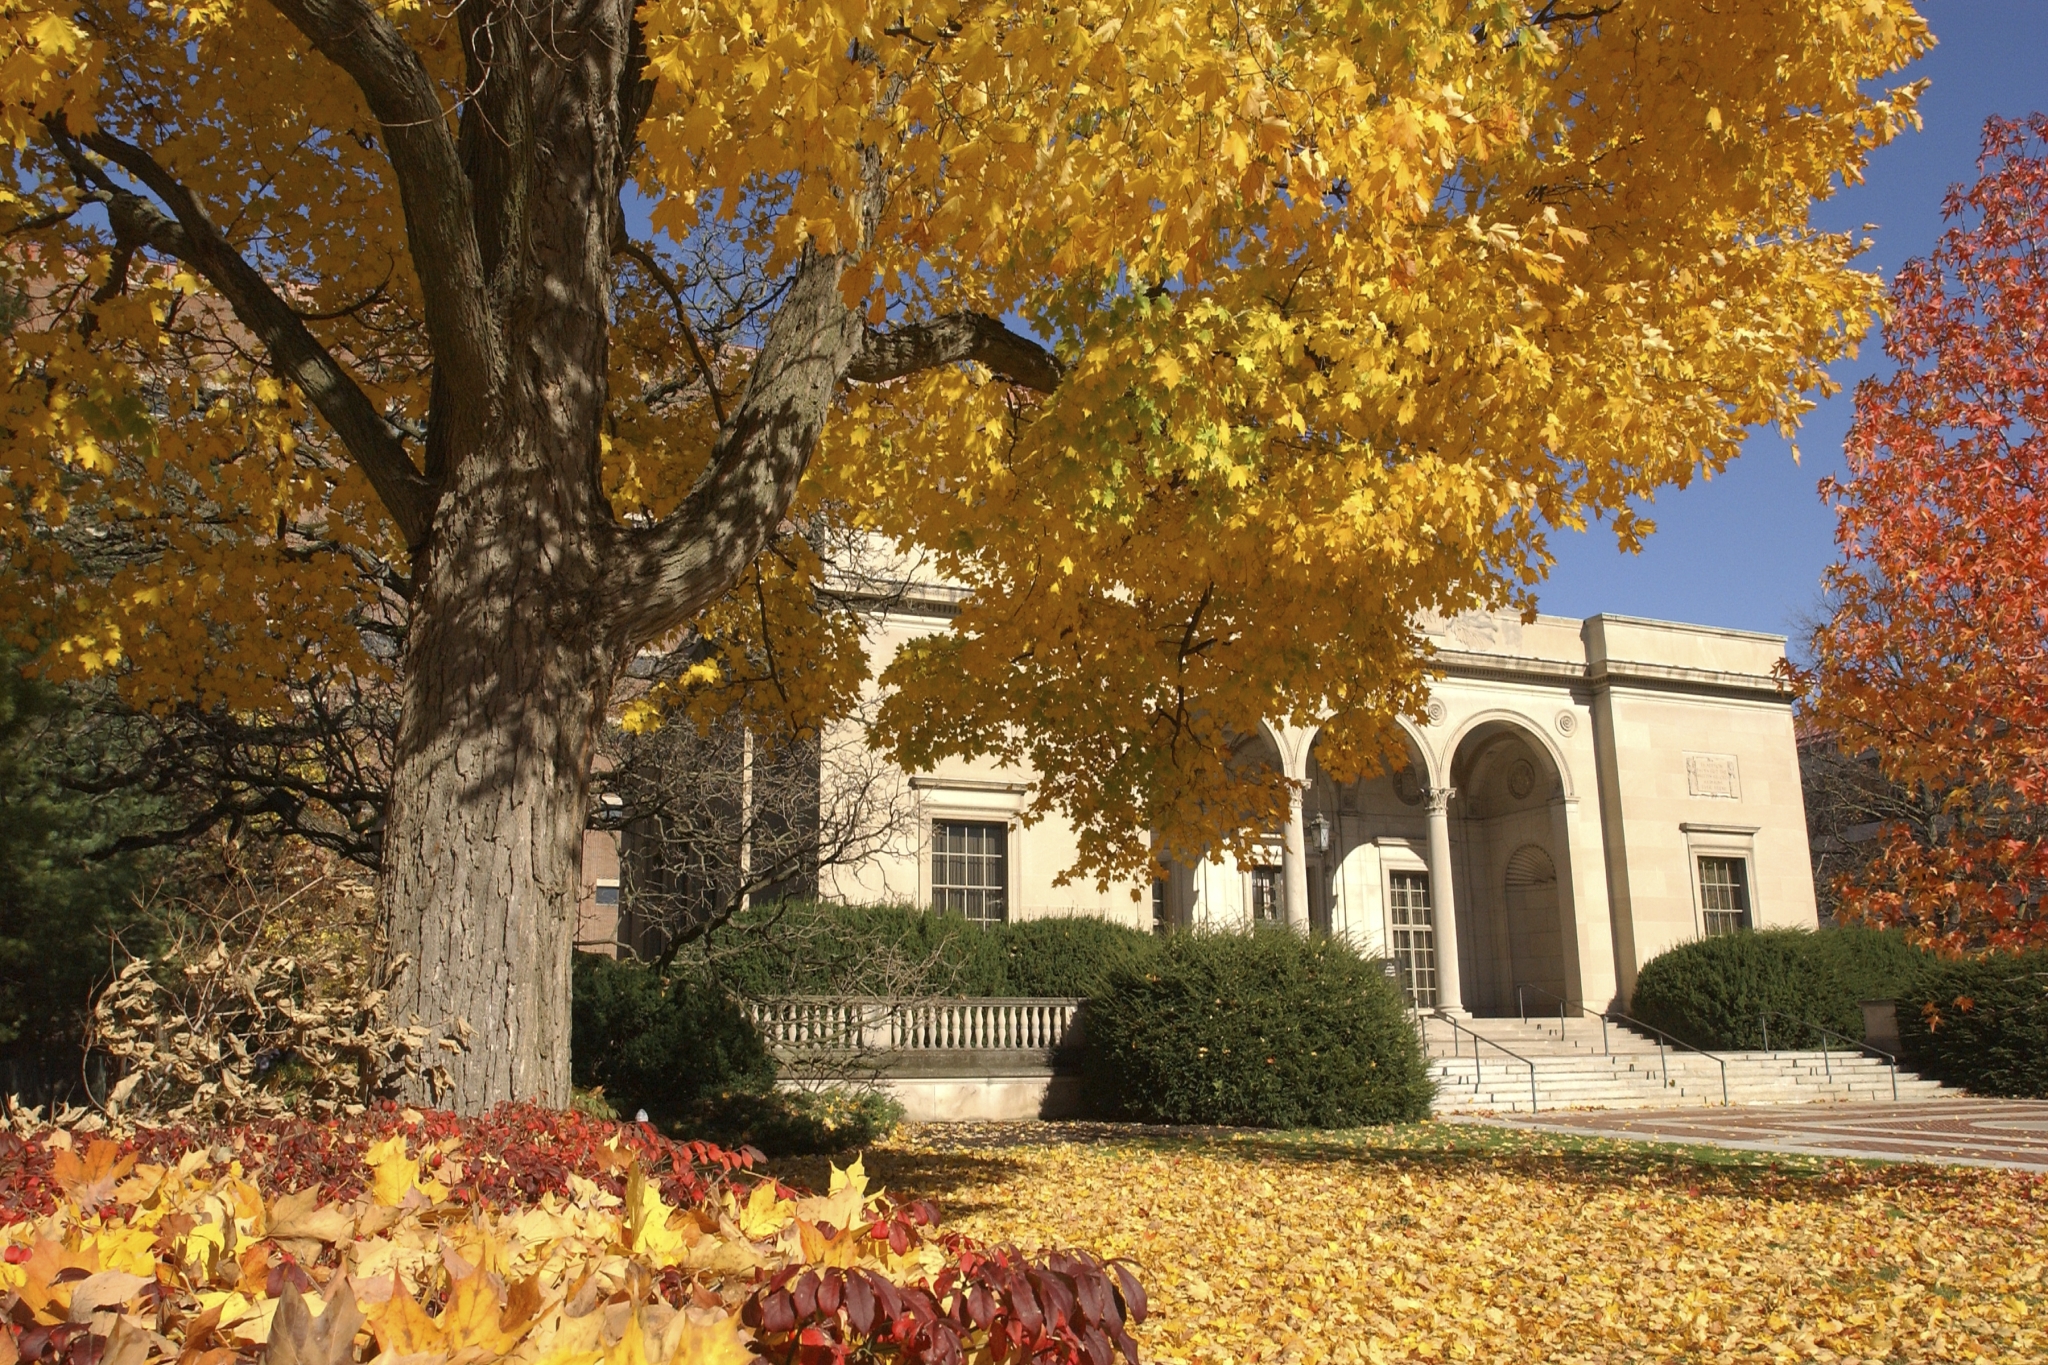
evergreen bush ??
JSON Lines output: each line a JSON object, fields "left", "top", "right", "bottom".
{"left": 1628, "top": 927, "right": 1936, "bottom": 1050}
{"left": 570, "top": 952, "right": 903, "bottom": 1153}
{"left": 1077, "top": 928, "right": 1433, "bottom": 1127}
{"left": 1897, "top": 949, "right": 2048, "bottom": 1097}
{"left": 997, "top": 915, "right": 1160, "bottom": 997}
{"left": 569, "top": 952, "right": 776, "bottom": 1125}
{"left": 695, "top": 1087, "right": 907, "bottom": 1156}
{"left": 684, "top": 901, "right": 1155, "bottom": 998}
{"left": 1804, "top": 924, "right": 1935, "bottom": 1009}
{"left": 696, "top": 902, "right": 1010, "bottom": 998}
{"left": 1627, "top": 929, "right": 1861, "bottom": 1049}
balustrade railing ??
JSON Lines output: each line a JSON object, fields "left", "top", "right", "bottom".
{"left": 744, "top": 997, "right": 1081, "bottom": 1053}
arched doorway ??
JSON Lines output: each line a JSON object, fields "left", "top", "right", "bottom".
{"left": 1503, "top": 844, "right": 1567, "bottom": 1013}
{"left": 1448, "top": 720, "right": 1578, "bottom": 1016}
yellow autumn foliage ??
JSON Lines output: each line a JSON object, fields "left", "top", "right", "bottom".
{"left": 0, "top": 0, "right": 1932, "bottom": 887}
{"left": 0, "top": 1126, "right": 945, "bottom": 1365}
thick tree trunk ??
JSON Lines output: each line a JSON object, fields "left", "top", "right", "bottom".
{"left": 367, "top": 0, "right": 636, "bottom": 1113}
{"left": 380, "top": 495, "right": 617, "bottom": 1109}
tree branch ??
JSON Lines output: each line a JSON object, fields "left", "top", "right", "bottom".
{"left": 50, "top": 122, "right": 439, "bottom": 547}
{"left": 265, "top": 0, "right": 498, "bottom": 421}
{"left": 849, "top": 312, "right": 1064, "bottom": 392}
{"left": 616, "top": 243, "right": 867, "bottom": 642}
{"left": 618, "top": 241, "right": 728, "bottom": 427}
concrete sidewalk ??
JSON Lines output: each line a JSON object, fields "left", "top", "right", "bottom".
{"left": 1454, "top": 1096, "right": 2048, "bottom": 1171}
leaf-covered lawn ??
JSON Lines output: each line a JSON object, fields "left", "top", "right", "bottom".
{"left": 794, "top": 1122, "right": 2048, "bottom": 1364}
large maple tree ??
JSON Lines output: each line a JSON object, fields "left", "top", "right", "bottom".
{"left": 1805, "top": 113, "right": 2048, "bottom": 955}
{"left": 1, "top": 0, "right": 1927, "bottom": 1109}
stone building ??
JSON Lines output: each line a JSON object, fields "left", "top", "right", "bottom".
{"left": 581, "top": 582, "right": 1818, "bottom": 1014}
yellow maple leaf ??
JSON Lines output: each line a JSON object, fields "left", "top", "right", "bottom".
{"left": 365, "top": 1276, "right": 445, "bottom": 1356}
{"left": 364, "top": 1134, "right": 421, "bottom": 1207}
{"left": 622, "top": 1161, "right": 691, "bottom": 1264}
{"left": 658, "top": 1310, "right": 754, "bottom": 1365}
{"left": 735, "top": 1181, "right": 791, "bottom": 1241}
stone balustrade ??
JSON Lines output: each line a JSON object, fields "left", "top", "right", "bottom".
{"left": 743, "top": 996, "right": 1081, "bottom": 1054}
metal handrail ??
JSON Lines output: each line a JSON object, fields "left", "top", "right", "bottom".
{"left": 1759, "top": 1009, "right": 1900, "bottom": 1101}
{"left": 1510, "top": 985, "right": 1728, "bottom": 1105}
{"left": 1602, "top": 1009, "right": 1730, "bottom": 1106}
{"left": 1516, "top": 985, "right": 1611, "bottom": 1056}
{"left": 1429, "top": 1012, "right": 1541, "bottom": 1113}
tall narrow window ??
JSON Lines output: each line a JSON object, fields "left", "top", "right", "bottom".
{"left": 1388, "top": 871, "right": 1438, "bottom": 1007}
{"left": 932, "top": 821, "right": 1008, "bottom": 924}
{"left": 1697, "top": 856, "right": 1750, "bottom": 936}
{"left": 1250, "top": 865, "right": 1282, "bottom": 922}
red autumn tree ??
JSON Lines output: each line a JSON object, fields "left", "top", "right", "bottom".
{"left": 1805, "top": 113, "right": 2048, "bottom": 954}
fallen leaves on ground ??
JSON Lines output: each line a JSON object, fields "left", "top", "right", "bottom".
{"left": 816, "top": 1121, "right": 2047, "bottom": 1365}
{"left": 0, "top": 1107, "right": 1141, "bottom": 1365}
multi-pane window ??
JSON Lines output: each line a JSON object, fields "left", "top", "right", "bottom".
{"left": 932, "top": 821, "right": 1008, "bottom": 924}
{"left": 1250, "top": 865, "right": 1283, "bottom": 922}
{"left": 1388, "top": 871, "right": 1438, "bottom": 1007}
{"left": 1698, "top": 856, "right": 1751, "bottom": 937}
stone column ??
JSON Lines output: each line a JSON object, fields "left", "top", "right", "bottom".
{"left": 1424, "top": 786, "right": 1465, "bottom": 1012}
{"left": 1282, "top": 784, "right": 1310, "bottom": 931}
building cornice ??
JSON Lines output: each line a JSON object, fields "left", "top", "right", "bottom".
{"left": 1429, "top": 648, "right": 1791, "bottom": 704}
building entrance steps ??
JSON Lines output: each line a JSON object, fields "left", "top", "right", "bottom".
{"left": 1417, "top": 1013, "right": 1959, "bottom": 1114}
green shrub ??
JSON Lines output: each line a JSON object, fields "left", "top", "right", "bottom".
{"left": 1077, "top": 928, "right": 1432, "bottom": 1127}
{"left": 687, "top": 901, "right": 1155, "bottom": 999}
{"left": 1897, "top": 949, "right": 2048, "bottom": 1097}
{"left": 1804, "top": 924, "right": 1935, "bottom": 1008}
{"left": 1628, "top": 930, "right": 1861, "bottom": 1050}
{"left": 697, "top": 902, "right": 1010, "bottom": 997}
{"left": 692, "top": 1086, "right": 906, "bottom": 1156}
{"left": 569, "top": 953, "right": 776, "bottom": 1126}
{"left": 997, "top": 916, "right": 1159, "bottom": 997}
{"left": 1628, "top": 927, "right": 1938, "bottom": 1050}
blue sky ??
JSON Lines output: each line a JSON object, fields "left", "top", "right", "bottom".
{"left": 1534, "top": 0, "right": 2048, "bottom": 650}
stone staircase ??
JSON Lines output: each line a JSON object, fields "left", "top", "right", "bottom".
{"left": 1420, "top": 1013, "right": 1957, "bottom": 1114}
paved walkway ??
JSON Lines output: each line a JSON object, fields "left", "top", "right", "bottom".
{"left": 1457, "top": 1096, "right": 2048, "bottom": 1171}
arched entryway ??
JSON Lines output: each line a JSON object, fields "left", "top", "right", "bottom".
{"left": 1300, "top": 727, "right": 1444, "bottom": 998}
{"left": 1448, "top": 720, "right": 1580, "bottom": 1016}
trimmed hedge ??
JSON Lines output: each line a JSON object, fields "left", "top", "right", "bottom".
{"left": 1628, "top": 927, "right": 1936, "bottom": 1050}
{"left": 1804, "top": 924, "right": 1936, "bottom": 1010}
{"left": 704, "top": 902, "right": 1010, "bottom": 998}
{"left": 693, "top": 901, "right": 1159, "bottom": 999}
{"left": 1897, "top": 948, "right": 2048, "bottom": 1097}
{"left": 999, "top": 914, "right": 1161, "bottom": 996}
{"left": 1077, "top": 928, "right": 1433, "bottom": 1127}
{"left": 1629, "top": 930, "right": 1862, "bottom": 1050}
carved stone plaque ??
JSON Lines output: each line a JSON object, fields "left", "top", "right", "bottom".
{"left": 1685, "top": 752, "right": 1741, "bottom": 800}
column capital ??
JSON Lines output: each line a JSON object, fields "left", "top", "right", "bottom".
{"left": 1424, "top": 786, "right": 1457, "bottom": 815}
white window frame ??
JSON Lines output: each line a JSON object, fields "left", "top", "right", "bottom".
{"left": 909, "top": 777, "right": 1025, "bottom": 921}
{"left": 1248, "top": 864, "right": 1283, "bottom": 923}
{"left": 927, "top": 817, "right": 1013, "bottom": 925}
{"left": 1680, "top": 822, "right": 1760, "bottom": 939}
{"left": 1379, "top": 842, "right": 1435, "bottom": 1008}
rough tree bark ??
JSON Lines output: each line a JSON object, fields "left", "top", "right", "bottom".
{"left": 61, "top": 0, "right": 1061, "bottom": 1110}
